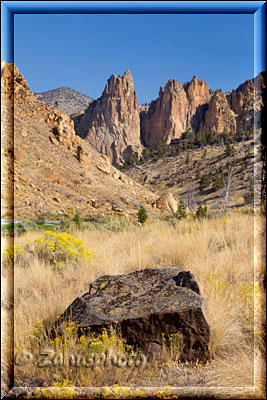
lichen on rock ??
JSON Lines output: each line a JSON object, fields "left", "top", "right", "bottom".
{"left": 54, "top": 267, "right": 210, "bottom": 363}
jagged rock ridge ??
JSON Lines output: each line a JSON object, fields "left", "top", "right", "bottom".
{"left": 35, "top": 70, "right": 264, "bottom": 164}
{"left": 14, "top": 64, "right": 264, "bottom": 167}
{"left": 141, "top": 73, "right": 265, "bottom": 149}
{"left": 74, "top": 70, "right": 263, "bottom": 159}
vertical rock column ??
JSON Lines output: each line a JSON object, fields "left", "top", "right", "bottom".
{"left": 74, "top": 70, "right": 142, "bottom": 166}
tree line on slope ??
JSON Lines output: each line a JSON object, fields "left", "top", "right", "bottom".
{"left": 122, "top": 128, "right": 253, "bottom": 168}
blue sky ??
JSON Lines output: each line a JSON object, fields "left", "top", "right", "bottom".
{"left": 14, "top": 13, "right": 254, "bottom": 104}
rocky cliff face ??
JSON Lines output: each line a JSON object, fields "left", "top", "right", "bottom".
{"left": 71, "top": 70, "right": 264, "bottom": 155}
{"left": 1, "top": 61, "right": 80, "bottom": 153}
{"left": 141, "top": 76, "right": 211, "bottom": 148}
{"left": 141, "top": 80, "right": 188, "bottom": 148}
{"left": 74, "top": 70, "right": 143, "bottom": 166}
{"left": 1, "top": 62, "right": 157, "bottom": 219}
{"left": 140, "top": 73, "right": 265, "bottom": 148}
{"left": 202, "top": 90, "right": 237, "bottom": 133}
{"left": 227, "top": 72, "right": 265, "bottom": 131}
{"left": 183, "top": 76, "right": 210, "bottom": 131}
{"left": 33, "top": 67, "right": 264, "bottom": 159}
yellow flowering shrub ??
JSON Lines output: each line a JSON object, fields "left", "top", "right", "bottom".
{"left": 2, "top": 243, "right": 32, "bottom": 267}
{"left": 84, "top": 329, "right": 125, "bottom": 356}
{"left": 31, "top": 321, "right": 47, "bottom": 341}
{"left": 34, "top": 231, "right": 94, "bottom": 267}
{"left": 3, "top": 232, "right": 94, "bottom": 269}
{"left": 162, "top": 332, "right": 183, "bottom": 361}
{"left": 3, "top": 244, "right": 24, "bottom": 263}
{"left": 37, "top": 380, "right": 75, "bottom": 399}
{"left": 48, "top": 323, "right": 126, "bottom": 358}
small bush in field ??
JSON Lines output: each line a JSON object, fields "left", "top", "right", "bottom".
{"left": 95, "top": 216, "right": 131, "bottom": 232}
{"left": 73, "top": 213, "right": 83, "bottom": 229}
{"left": 14, "top": 217, "right": 38, "bottom": 235}
{"left": 59, "top": 220, "right": 75, "bottom": 233}
{"left": 34, "top": 231, "right": 94, "bottom": 268}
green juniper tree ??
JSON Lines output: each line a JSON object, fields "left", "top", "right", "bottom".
{"left": 195, "top": 205, "right": 208, "bottom": 219}
{"left": 176, "top": 145, "right": 182, "bottom": 155}
{"left": 73, "top": 212, "right": 82, "bottom": 229}
{"left": 156, "top": 141, "right": 164, "bottom": 158}
{"left": 175, "top": 200, "right": 187, "bottom": 220}
{"left": 199, "top": 173, "right": 211, "bottom": 191}
{"left": 213, "top": 171, "right": 225, "bottom": 191}
{"left": 142, "top": 148, "right": 151, "bottom": 162}
{"left": 138, "top": 206, "right": 148, "bottom": 225}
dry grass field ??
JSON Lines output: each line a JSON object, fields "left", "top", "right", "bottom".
{"left": 1, "top": 212, "right": 266, "bottom": 398}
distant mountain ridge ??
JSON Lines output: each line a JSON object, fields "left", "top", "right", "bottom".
{"left": 35, "top": 87, "right": 94, "bottom": 116}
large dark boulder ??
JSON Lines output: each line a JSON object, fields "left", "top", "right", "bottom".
{"left": 54, "top": 268, "right": 210, "bottom": 362}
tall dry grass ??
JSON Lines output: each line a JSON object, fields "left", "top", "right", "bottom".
{"left": 1, "top": 212, "right": 266, "bottom": 397}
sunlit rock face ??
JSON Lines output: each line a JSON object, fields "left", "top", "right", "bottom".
{"left": 141, "top": 76, "right": 210, "bottom": 148}
{"left": 201, "top": 90, "right": 237, "bottom": 134}
{"left": 74, "top": 70, "right": 143, "bottom": 166}
{"left": 227, "top": 72, "right": 265, "bottom": 131}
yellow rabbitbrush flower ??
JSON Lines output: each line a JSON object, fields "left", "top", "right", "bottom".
{"left": 2, "top": 244, "right": 25, "bottom": 263}
{"left": 53, "top": 379, "right": 73, "bottom": 387}
{"left": 162, "top": 331, "right": 183, "bottom": 361}
{"left": 34, "top": 231, "right": 95, "bottom": 267}
{"left": 3, "top": 231, "right": 95, "bottom": 269}
{"left": 235, "top": 282, "right": 260, "bottom": 325}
